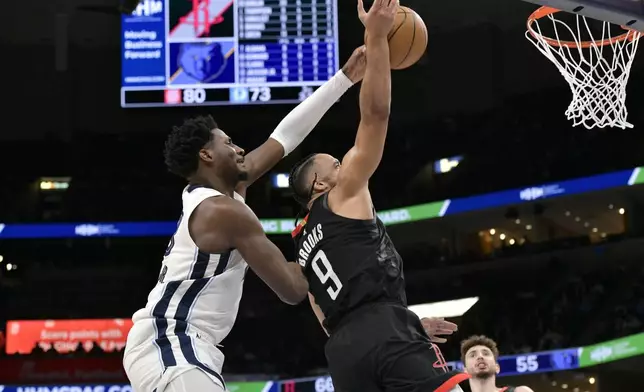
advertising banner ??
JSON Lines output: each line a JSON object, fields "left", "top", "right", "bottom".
{"left": 0, "top": 357, "right": 127, "bottom": 384}
{"left": 6, "top": 319, "right": 132, "bottom": 355}
{"left": 227, "top": 381, "right": 274, "bottom": 392}
{"left": 2, "top": 166, "right": 644, "bottom": 239}
{"left": 579, "top": 332, "right": 644, "bottom": 367}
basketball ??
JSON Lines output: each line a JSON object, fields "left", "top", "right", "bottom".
{"left": 365, "top": 6, "right": 428, "bottom": 70}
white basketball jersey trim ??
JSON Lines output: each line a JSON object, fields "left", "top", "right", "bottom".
{"left": 129, "top": 185, "right": 248, "bottom": 388}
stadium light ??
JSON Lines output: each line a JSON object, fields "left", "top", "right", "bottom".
{"left": 272, "top": 173, "right": 290, "bottom": 189}
{"left": 39, "top": 177, "right": 71, "bottom": 191}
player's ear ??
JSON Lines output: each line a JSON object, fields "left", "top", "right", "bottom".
{"left": 313, "top": 179, "right": 329, "bottom": 193}
{"left": 199, "top": 148, "right": 214, "bottom": 162}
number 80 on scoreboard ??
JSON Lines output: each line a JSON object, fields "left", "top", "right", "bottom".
{"left": 164, "top": 88, "right": 206, "bottom": 105}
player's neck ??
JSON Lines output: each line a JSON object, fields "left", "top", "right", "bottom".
{"left": 306, "top": 194, "right": 320, "bottom": 211}
{"left": 469, "top": 377, "right": 501, "bottom": 392}
{"left": 189, "top": 173, "right": 236, "bottom": 198}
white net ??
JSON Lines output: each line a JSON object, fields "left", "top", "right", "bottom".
{"left": 525, "top": 9, "right": 642, "bottom": 129}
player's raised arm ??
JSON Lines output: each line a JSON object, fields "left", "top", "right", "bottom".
{"left": 192, "top": 197, "right": 308, "bottom": 305}
{"left": 335, "top": 0, "right": 395, "bottom": 198}
{"left": 234, "top": 48, "right": 367, "bottom": 197}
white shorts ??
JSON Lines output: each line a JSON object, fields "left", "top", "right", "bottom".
{"left": 163, "top": 368, "right": 226, "bottom": 392}
{"left": 124, "top": 320, "right": 226, "bottom": 392}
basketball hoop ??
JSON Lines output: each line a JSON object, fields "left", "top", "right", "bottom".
{"left": 526, "top": 6, "right": 642, "bottom": 129}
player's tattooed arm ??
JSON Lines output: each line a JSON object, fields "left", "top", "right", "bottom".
{"left": 191, "top": 196, "right": 309, "bottom": 305}
{"left": 308, "top": 293, "right": 330, "bottom": 337}
{"left": 233, "top": 47, "right": 366, "bottom": 197}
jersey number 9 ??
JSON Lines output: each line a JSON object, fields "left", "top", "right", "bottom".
{"left": 312, "top": 250, "right": 343, "bottom": 300}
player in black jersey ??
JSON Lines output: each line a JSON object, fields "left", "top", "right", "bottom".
{"left": 460, "top": 336, "right": 535, "bottom": 392}
{"left": 287, "top": 0, "right": 469, "bottom": 391}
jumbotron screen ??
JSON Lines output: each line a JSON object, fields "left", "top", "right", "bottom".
{"left": 121, "top": 0, "right": 339, "bottom": 107}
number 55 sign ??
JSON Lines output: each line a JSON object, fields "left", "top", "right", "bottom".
{"left": 516, "top": 355, "right": 539, "bottom": 373}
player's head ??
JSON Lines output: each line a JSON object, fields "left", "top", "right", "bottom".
{"left": 164, "top": 115, "right": 247, "bottom": 185}
{"left": 289, "top": 153, "right": 341, "bottom": 209}
{"left": 460, "top": 335, "right": 500, "bottom": 380}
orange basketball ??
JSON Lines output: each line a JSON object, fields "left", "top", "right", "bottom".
{"left": 365, "top": 6, "right": 428, "bottom": 70}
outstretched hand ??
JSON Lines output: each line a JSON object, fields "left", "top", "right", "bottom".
{"left": 342, "top": 46, "right": 367, "bottom": 83}
{"left": 358, "top": 0, "right": 397, "bottom": 38}
{"left": 421, "top": 317, "right": 458, "bottom": 344}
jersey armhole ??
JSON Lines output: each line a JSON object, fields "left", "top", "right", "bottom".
{"left": 186, "top": 194, "right": 224, "bottom": 247}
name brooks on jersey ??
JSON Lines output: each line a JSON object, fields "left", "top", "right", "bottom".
{"left": 297, "top": 223, "right": 324, "bottom": 267}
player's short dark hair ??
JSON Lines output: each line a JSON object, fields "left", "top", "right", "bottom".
{"left": 164, "top": 115, "right": 218, "bottom": 178}
{"left": 460, "top": 335, "right": 500, "bottom": 363}
{"left": 288, "top": 153, "right": 319, "bottom": 209}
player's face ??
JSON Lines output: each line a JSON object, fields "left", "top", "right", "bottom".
{"left": 203, "top": 129, "right": 247, "bottom": 182}
{"left": 464, "top": 345, "right": 500, "bottom": 379}
{"left": 311, "top": 153, "right": 341, "bottom": 193}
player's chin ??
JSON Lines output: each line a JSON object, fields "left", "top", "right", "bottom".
{"left": 472, "top": 369, "right": 496, "bottom": 379}
{"left": 237, "top": 168, "right": 249, "bottom": 182}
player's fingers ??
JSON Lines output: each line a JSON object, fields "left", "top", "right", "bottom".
{"left": 357, "top": 0, "right": 366, "bottom": 16}
{"left": 426, "top": 318, "right": 456, "bottom": 331}
{"left": 435, "top": 328, "right": 455, "bottom": 335}
{"left": 430, "top": 336, "right": 447, "bottom": 344}
{"left": 421, "top": 317, "right": 442, "bottom": 326}
{"left": 441, "top": 320, "right": 458, "bottom": 331}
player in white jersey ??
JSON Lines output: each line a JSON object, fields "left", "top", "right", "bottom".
{"left": 123, "top": 48, "right": 367, "bottom": 392}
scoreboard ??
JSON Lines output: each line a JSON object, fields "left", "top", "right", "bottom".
{"left": 121, "top": 0, "right": 339, "bottom": 107}
{"left": 447, "top": 348, "right": 581, "bottom": 377}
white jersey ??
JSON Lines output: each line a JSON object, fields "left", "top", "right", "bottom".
{"left": 125, "top": 185, "right": 248, "bottom": 385}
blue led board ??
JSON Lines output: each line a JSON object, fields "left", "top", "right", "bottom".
{"left": 447, "top": 348, "right": 581, "bottom": 377}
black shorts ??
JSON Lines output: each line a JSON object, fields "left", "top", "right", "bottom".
{"left": 324, "top": 303, "right": 470, "bottom": 392}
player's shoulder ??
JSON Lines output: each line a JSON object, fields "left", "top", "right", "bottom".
{"left": 514, "top": 386, "right": 535, "bottom": 392}
{"left": 195, "top": 194, "right": 248, "bottom": 219}
{"left": 194, "top": 194, "right": 258, "bottom": 232}
{"left": 190, "top": 194, "right": 260, "bottom": 252}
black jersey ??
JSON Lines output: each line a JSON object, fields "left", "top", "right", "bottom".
{"left": 293, "top": 193, "right": 406, "bottom": 332}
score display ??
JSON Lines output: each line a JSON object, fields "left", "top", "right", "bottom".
{"left": 447, "top": 348, "right": 581, "bottom": 377}
{"left": 121, "top": 0, "right": 339, "bottom": 107}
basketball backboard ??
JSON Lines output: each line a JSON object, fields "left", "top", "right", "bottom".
{"left": 521, "top": 0, "right": 644, "bottom": 32}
